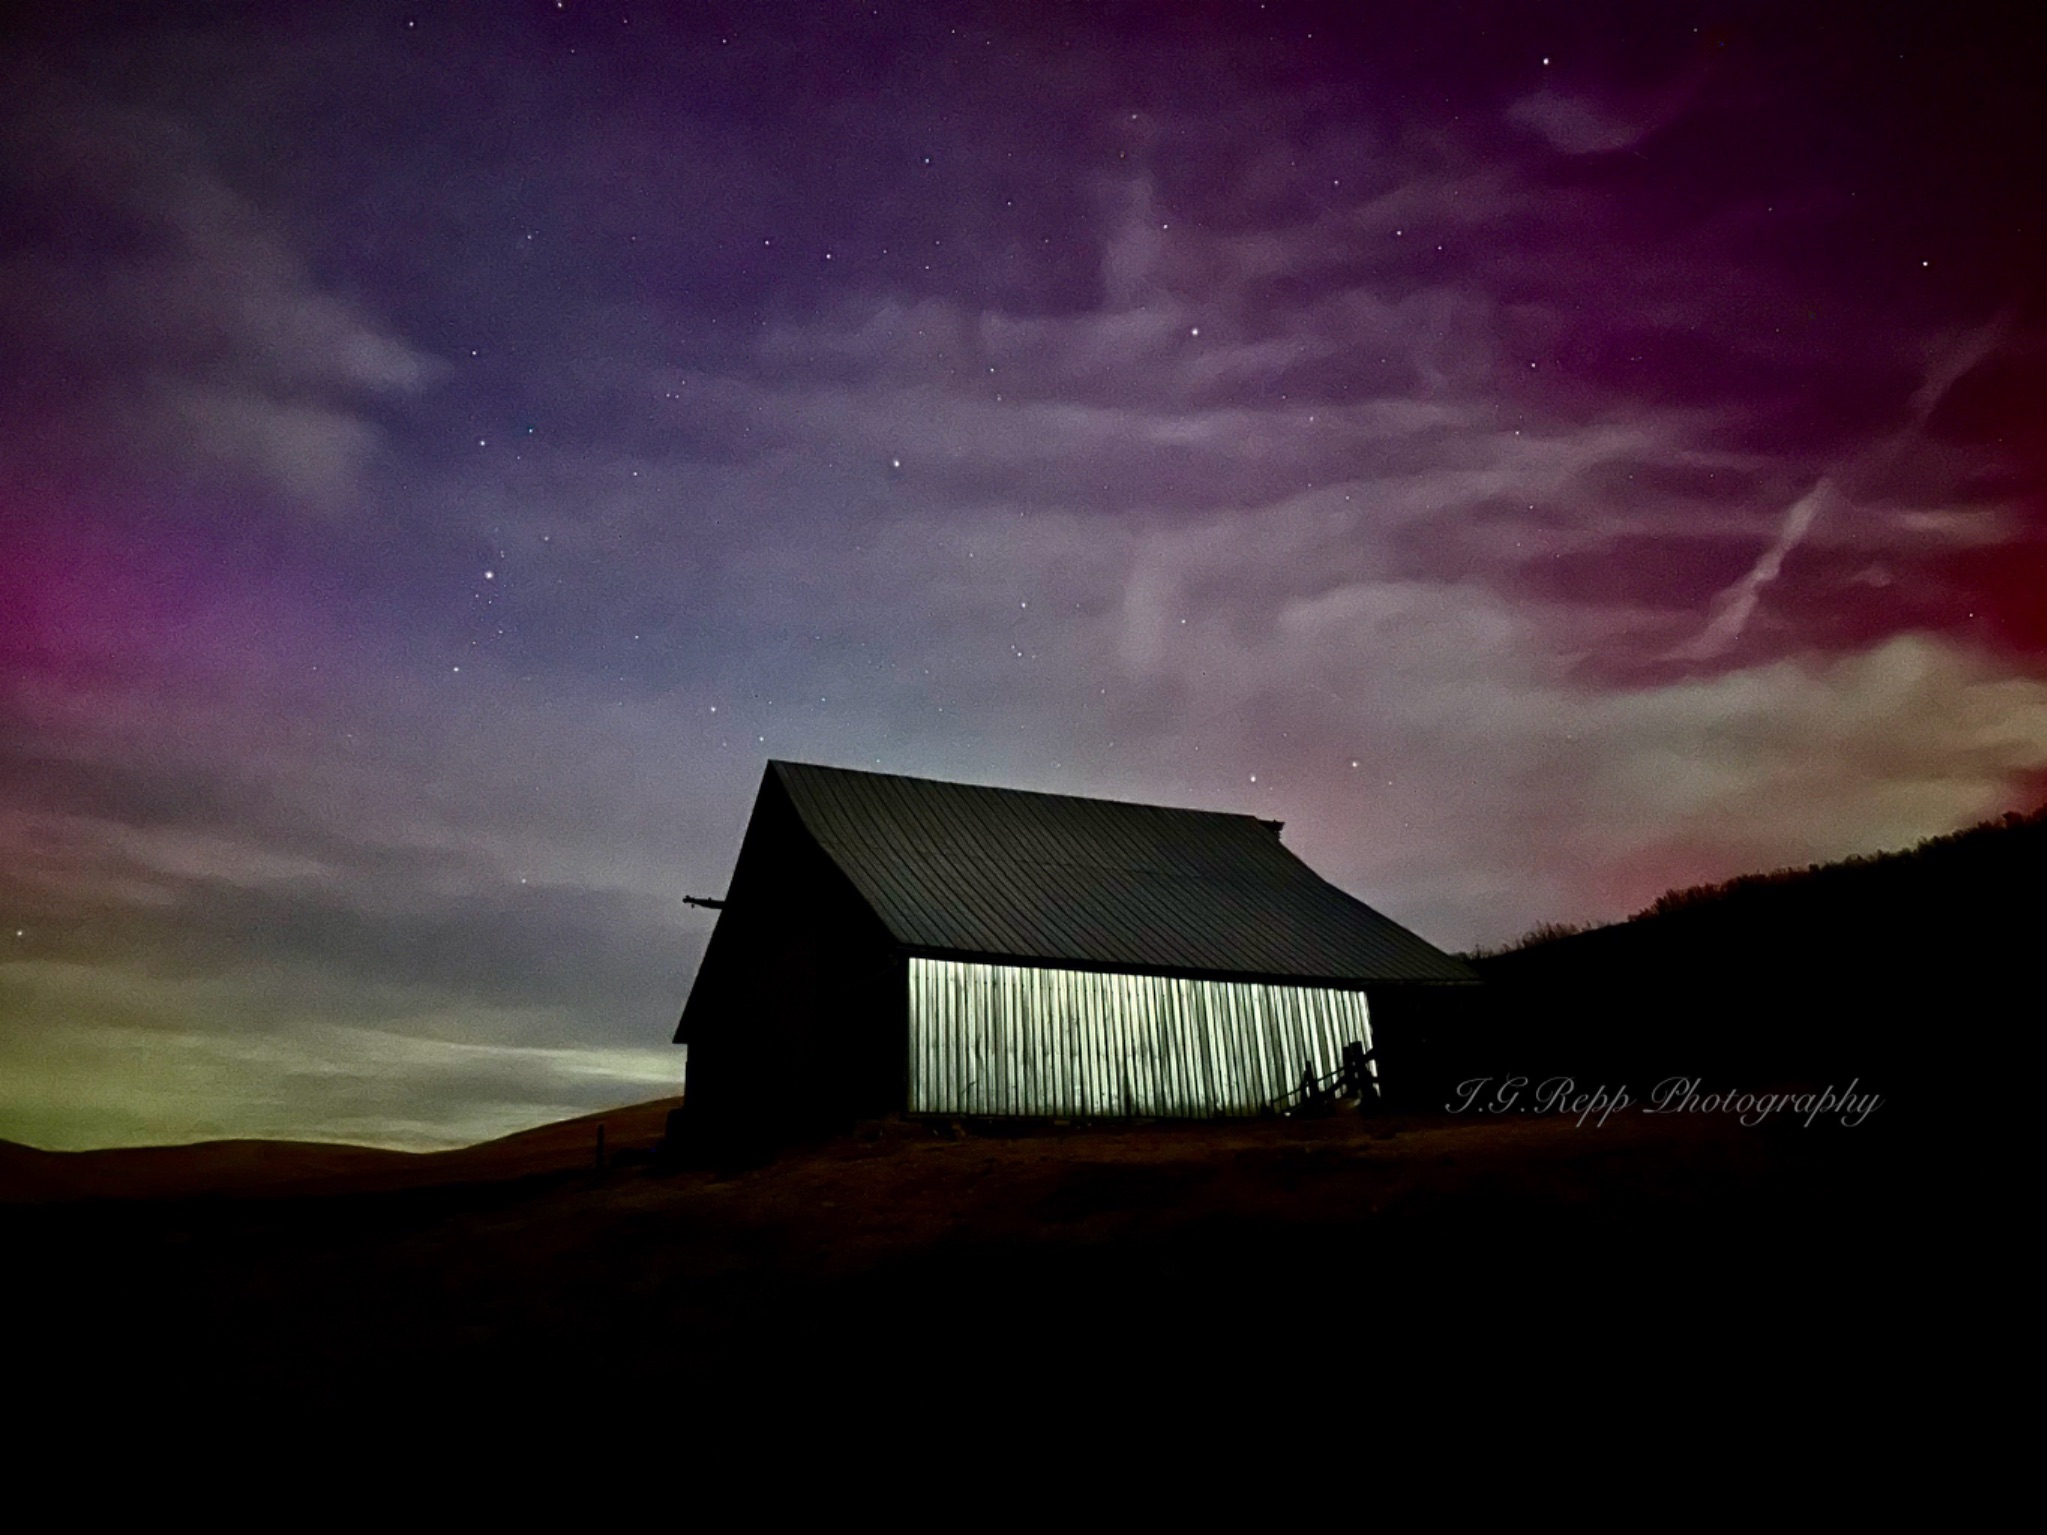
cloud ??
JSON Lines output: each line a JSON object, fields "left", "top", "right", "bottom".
{"left": 1671, "top": 480, "right": 1831, "bottom": 660}
{"left": 756, "top": 493, "right": 2047, "bottom": 950}
{"left": 0, "top": 526, "right": 739, "bottom": 1156}
{"left": 0, "top": 984, "right": 684, "bottom": 1150}
{"left": 0, "top": 64, "right": 438, "bottom": 509}
{"left": 0, "top": 597, "right": 713, "bottom": 1148}
{"left": 1909, "top": 314, "right": 2010, "bottom": 426}
{"left": 155, "top": 388, "right": 389, "bottom": 507}
{"left": 1506, "top": 84, "right": 1693, "bottom": 156}
{"left": 1099, "top": 169, "right": 1167, "bottom": 311}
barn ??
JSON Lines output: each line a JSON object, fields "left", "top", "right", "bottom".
{"left": 674, "top": 760, "right": 1477, "bottom": 1140}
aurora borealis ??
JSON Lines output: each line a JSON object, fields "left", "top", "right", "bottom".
{"left": 4, "top": 2, "right": 2043, "bottom": 1148}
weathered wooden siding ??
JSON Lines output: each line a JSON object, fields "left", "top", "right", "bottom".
{"left": 907, "top": 958, "right": 1375, "bottom": 1118}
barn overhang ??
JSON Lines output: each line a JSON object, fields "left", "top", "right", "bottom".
{"left": 896, "top": 943, "right": 1480, "bottom": 994}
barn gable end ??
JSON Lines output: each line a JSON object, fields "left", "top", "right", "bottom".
{"left": 674, "top": 770, "right": 901, "bottom": 1138}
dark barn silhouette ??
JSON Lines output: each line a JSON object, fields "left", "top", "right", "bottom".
{"left": 674, "top": 761, "right": 1477, "bottom": 1145}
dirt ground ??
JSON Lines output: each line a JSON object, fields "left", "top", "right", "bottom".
{"left": 3, "top": 1096, "right": 1912, "bottom": 1423}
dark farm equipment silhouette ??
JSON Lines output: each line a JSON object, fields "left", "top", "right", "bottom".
{"left": 1272, "top": 1040, "right": 1380, "bottom": 1116}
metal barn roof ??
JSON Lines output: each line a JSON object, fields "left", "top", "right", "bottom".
{"left": 765, "top": 760, "right": 1475, "bottom": 985}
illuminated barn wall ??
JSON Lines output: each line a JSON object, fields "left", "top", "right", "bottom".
{"left": 908, "top": 958, "right": 1375, "bottom": 1118}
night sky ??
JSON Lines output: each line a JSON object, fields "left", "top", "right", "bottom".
{"left": 5, "top": 2, "right": 2044, "bottom": 1149}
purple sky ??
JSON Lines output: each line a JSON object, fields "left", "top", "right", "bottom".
{"left": 5, "top": 1, "right": 2044, "bottom": 1148}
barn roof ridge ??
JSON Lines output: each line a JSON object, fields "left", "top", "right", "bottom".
{"left": 765, "top": 757, "right": 1278, "bottom": 825}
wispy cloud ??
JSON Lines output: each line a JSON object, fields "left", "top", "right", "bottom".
{"left": 0, "top": 64, "right": 438, "bottom": 510}
{"left": 1672, "top": 480, "right": 1831, "bottom": 660}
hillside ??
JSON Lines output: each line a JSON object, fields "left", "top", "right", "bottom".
{"left": 1464, "top": 804, "right": 2047, "bottom": 1089}
{"left": 2, "top": 1101, "right": 1906, "bottom": 1407}
{"left": 0, "top": 1098, "right": 684, "bottom": 1205}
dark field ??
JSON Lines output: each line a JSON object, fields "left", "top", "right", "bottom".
{"left": 4, "top": 1095, "right": 1912, "bottom": 1414}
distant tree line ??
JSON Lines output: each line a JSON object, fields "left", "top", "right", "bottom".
{"left": 1415, "top": 800, "right": 2047, "bottom": 1100}
{"left": 1483, "top": 801, "right": 2047, "bottom": 956}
